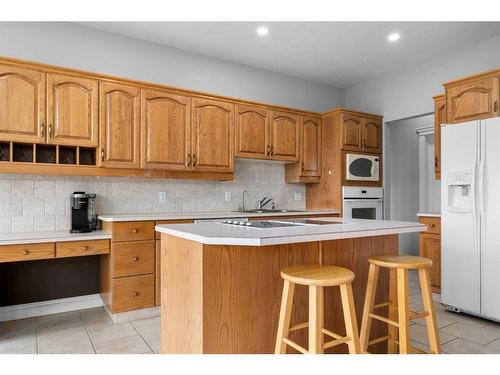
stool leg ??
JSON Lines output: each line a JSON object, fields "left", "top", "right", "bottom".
{"left": 275, "top": 280, "right": 295, "bottom": 354}
{"left": 388, "top": 268, "right": 398, "bottom": 354}
{"left": 396, "top": 268, "right": 410, "bottom": 354}
{"left": 360, "top": 263, "right": 379, "bottom": 352}
{"left": 340, "top": 282, "right": 361, "bottom": 354}
{"left": 308, "top": 285, "right": 324, "bottom": 354}
{"left": 419, "top": 268, "right": 441, "bottom": 354}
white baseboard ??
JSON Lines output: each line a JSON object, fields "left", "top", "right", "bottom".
{"left": 104, "top": 305, "right": 160, "bottom": 323}
{"left": 0, "top": 294, "right": 104, "bottom": 322}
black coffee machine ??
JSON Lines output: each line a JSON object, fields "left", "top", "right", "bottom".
{"left": 70, "top": 192, "right": 97, "bottom": 233}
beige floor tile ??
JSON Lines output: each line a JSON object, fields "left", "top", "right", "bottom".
{"left": 0, "top": 318, "right": 37, "bottom": 354}
{"left": 485, "top": 338, "right": 500, "bottom": 353}
{"left": 148, "top": 339, "right": 161, "bottom": 354}
{"left": 37, "top": 311, "right": 83, "bottom": 333}
{"left": 131, "top": 317, "right": 160, "bottom": 342}
{"left": 413, "top": 311, "right": 456, "bottom": 329}
{"left": 441, "top": 338, "right": 496, "bottom": 354}
{"left": 94, "top": 335, "right": 152, "bottom": 354}
{"left": 441, "top": 322, "right": 500, "bottom": 346}
{"left": 80, "top": 307, "right": 114, "bottom": 328}
{"left": 409, "top": 339, "right": 431, "bottom": 354}
{"left": 87, "top": 322, "right": 138, "bottom": 344}
{"left": 410, "top": 323, "right": 456, "bottom": 346}
{"left": 38, "top": 325, "right": 94, "bottom": 354}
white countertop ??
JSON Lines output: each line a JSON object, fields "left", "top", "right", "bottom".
{"left": 0, "top": 230, "right": 111, "bottom": 246}
{"left": 155, "top": 217, "right": 426, "bottom": 246}
{"left": 98, "top": 210, "right": 340, "bottom": 222}
{"left": 417, "top": 212, "right": 441, "bottom": 218}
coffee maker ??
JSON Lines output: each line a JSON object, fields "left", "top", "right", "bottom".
{"left": 70, "top": 192, "right": 97, "bottom": 233}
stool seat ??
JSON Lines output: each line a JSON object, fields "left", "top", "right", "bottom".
{"left": 281, "top": 265, "right": 355, "bottom": 287}
{"left": 368, "top": 254, "right": 432, "bottom": 269}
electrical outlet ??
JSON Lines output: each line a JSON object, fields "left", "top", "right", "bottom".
{"left": 159, "top": 191, "right": 167, "bottom": 203}
{"left": 294, "top": 192, "right": 303, "bottom": 202}
{"left": 224, "top": 191, "right": 231, "bottom": 202}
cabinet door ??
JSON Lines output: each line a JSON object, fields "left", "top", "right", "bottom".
{"left": 100, "top": 82, "right": 140, "bottom": 169}
{"left": 340, "top": 113, "right": 362, "bottom": 151}
{"left": 47, "top": 74, "right": 98, "bottom": 147}
{"left": 191, "top": 98, "right": 234, "bottom": 173}
{"left": 301, "top": 116, "right": 321, "bottom": 177}
{"left": 235, "top": 104, "right": 269, "bottom": 159}
{"left": 0, "top": 64, "right": 45, "bottom": 143}
{"left": 269, "top": 111, "right": 300, "bottom": 161}
{"left": 434, "top": 95, "right": 446, "bottom": 180}
{"left": 446, "top": 76, "right": 500, "bottom": 124}
{"left": 141, "top": 89, "right": 190, "bottom": 170}
{"left": 419, "top": 233, "right": 441, "bottom": 289}
{"left": 362, "top": 118, "right": 382, "bottom": 153}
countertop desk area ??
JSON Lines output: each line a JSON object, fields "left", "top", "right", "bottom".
{"left": 156, "top": 217, "right": 426, "bottom": 354}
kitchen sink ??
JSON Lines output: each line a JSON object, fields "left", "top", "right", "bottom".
{"left": 232, "top": 209, "right": 305, "bottom": 214}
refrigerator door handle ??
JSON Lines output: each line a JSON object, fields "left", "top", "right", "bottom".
{"left": 479, "top": 159, "right": 486, "bottom": 220}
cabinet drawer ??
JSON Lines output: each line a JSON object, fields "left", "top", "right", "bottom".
{"left": 419, "top": 216, "right": 441, "bottom": 234}
{"left": 111, "top": 274, "right": 155, "bottom": 313}
{"left": 56, "top": 240, "right": 110, "bottom": 258}
{"left": 155, "top": 219, "right": 194, "bottom": 239}
{"left": 0, "top": 243, "right": 55, "bottom": 263}
{"left": 111, "top": 221, "right": 154, "bottom": 242}
{"left": 112, "top": 241, "right": 154, "bottom": 278}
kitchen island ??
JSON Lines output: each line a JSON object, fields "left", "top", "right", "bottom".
{"left": 156, "top": 217, "right": 426, "bottom": 354}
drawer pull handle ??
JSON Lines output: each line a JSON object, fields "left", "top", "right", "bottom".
{"left": 22, "top": 250, "right": 30, "bottom": 255}
{"left": 82, "top": 246, "right": 89, "bottom": 251}
{"left": 133, "top": 292, "right": 140, "bottom": 297}
{"left": 131, "top": 228, "right": 139, "bottom": 234}
{"left": 429, "top": 224, "right": 435, "bottom": 228}
{"left": 133, "top": 256, "right": 140, "bottom": 262}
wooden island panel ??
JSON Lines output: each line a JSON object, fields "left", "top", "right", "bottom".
{"left": 161, "top": 233, "right": 398, "bottom": 354}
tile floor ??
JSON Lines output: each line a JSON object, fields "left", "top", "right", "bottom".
{"left": 1, "top": 270, "right": 500, "bottom": 354}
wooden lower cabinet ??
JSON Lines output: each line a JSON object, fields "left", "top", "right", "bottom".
{"left": 155, "top": 240, "right": 161, "bottom": 306}
{"left": 55, "top": 239, "right": 109, "bottom": 258}
{"left": 418, "top": 216, "right": 441, "bottom": 293}
{"left": 0, "top": 242, "right": 55, "bottom": 263}
{"left": 110, "top": 274, "right": 155, "bottom": 313}
{"left": 111, "top": 241, "right": 154, "bottom": 278}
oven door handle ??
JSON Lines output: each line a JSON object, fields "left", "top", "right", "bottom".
{"left": 343, "top": 198, "right": 383, "bottom": 202}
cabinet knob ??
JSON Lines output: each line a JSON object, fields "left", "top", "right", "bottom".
{"left": 22, "top": 250, "right": 30, "bottom": 255}
{"left": 495, "top": 100, "right": 498, "bottom": 113}
{"left": 266, "top": 145, "right": 271, "bottom": 156}
{"left": 271, "top": 145, "right": 274, "bottom": 156}
{"left": 429, "top": 223, "right": 435, "bottom": 228}
{"left": 101, "top": 148, "right": 105, "bottom": 162}
{"left": 48, "top": 123, "right": 53, "bottom": 138}
{"left": 133, "top": 292, "right": 140, "bottom": 297}
{"left": 82, "top": 246, "right": 89, "bottom": 251}
{"left": 131, "top": 228, "right": 138, "bottom": 234}
{"left": 187, "top": 153, "right": 192, "bottom": 167}
{"left": 41, "top": 122, "right": 45, "bottom": 138}
{"left": 133, "top": 256, "right": 139, "bottom": 262}
{"left": 301, "top": 161, "right": 304, "bottom": 171}
{"left": 192, "top": 154, "right": 197, "bottom": 167}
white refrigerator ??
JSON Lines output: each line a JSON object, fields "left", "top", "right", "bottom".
{"left": 441, "top": 117, "right": 500, "bottom": 322}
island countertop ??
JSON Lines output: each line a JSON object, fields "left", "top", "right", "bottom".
{"left": 155, "top": 217, "right": 426, "bottom": 246}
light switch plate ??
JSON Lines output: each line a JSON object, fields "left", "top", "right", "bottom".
{"left": 159, "top": 191, "right": 167, "bottom": 203}
{"left": 224, "top": 191, "right": 231, "bottom": 202}
{"left": 294, "top": 192, "right": 303, "bottom": 202}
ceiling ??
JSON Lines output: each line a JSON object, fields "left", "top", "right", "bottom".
{"left": 79, "top": 22, "right": 500, "bottom": 88}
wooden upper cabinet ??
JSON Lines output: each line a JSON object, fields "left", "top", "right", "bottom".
{"left": 47, "top": 74, "right": 98, "bottom": 147}
{"left": 141, "top": 89, "right": 190, "bottom": 170}
{"left": 434, "top": 94, "right": 446, "bottom": 180}
{"left": 301, "top": 116, "right": 321, "bottom": 177}
{"left": 235, "top": 104, "right": 269, "bottom": 159}
{"left": 269, "top": 111, "right": 300, "bottom": 161}
{"left": 445, "top": 76, "right": 500, "bottom": 124}
{"left": 340, "top": 113, "right": 362, "bottom": 151}
{"left": 0, "top": 64, "right": 46, "bottom": 143}
{"left": 100, "top": 81, "right": 140, "bottom": 169}
{"left": 362, "top": 118, "right": 382, "bottom": 153}
{"left": 191, "top": 98, "right": 234, "bottom": 173}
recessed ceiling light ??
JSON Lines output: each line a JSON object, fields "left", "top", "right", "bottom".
{"left": 256, "top": 26, "right": 269, "bottom": 36}
{"left": 388, "top": 33, "right": 400, "bottom": 42}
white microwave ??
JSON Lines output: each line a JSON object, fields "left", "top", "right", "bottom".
{"left": 346, "top": 153, "right": 380, "bottom": 182}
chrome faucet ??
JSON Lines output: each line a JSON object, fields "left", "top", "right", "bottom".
{"left": 241, "top": 190, "right": 248, "bottom": 211}
{"left": 258, "top": 196, "right": 273, "bottom": 210}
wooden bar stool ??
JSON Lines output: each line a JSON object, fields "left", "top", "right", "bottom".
{"left": 275, "top": 265, "right": 360, "bottom": 354}
{"left": 359, "top": 255, "right": 441, "bottom": 354}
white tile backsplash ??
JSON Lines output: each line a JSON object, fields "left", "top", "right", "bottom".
{"left": 0, "top": 160, "right": 305, "bottom": 233}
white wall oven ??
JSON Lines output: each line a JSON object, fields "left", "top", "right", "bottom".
{"left": 346, "top": 153, "right": 380, "bottom": 182}
{"left": 342, "top": 187, "right": 383, "bottom": 220}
